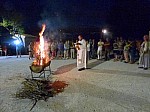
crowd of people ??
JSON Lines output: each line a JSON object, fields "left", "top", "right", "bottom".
{"left": 0, "top": 45, "right": 7, "bottom": 56}
{"left": 28, "top": 40, "right": 80, "bottom": 60}
{"left": 27, "top": 34, "right": 150, "bottom": 70}
{"left": 0, "top": 33, "right": 149, "bottom": 71}
{"left": 112, "top": 35, "right": 150, "bottom": 70}
{"left": 28, "top": 38, "right": 110, "bottom": 61}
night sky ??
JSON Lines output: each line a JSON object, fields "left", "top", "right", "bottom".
{"left": 0, "top": 0, "right": 150, "bottom": 39}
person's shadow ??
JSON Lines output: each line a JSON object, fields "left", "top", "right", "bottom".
{"left": 54, "top": 60, "right": 105, "bottom": 75}
{"left": 86, "top": 60, "right": 105, "bottom": 69}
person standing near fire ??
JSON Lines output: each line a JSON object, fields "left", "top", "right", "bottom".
{"left": 51, "top": 41, "right": 57, "bottom": 58}
{"left": 70, "top": 41, "right": 75, "bottom": 59}
{"left": 28, "top": 42, "right": 33, "bottom": 60}
{"left": 3, "top": 46, "right": 7, "bottom": 56}
{"left": 16, "top": 42, "right": 22, "bottom": 58}
{"left": 57, "top": 41, "right": 64, "bottom": 59}
{"left": 75, "top": 35, "right": 87, "bottom": 71}
{"left": 64, "top": 40, "right": 69, "bottom": 59}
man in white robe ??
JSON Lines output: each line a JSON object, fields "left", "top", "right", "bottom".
{"left": 75, "top": 35, "right": 87, "bottom": 71}
{"left": 139, "top": 35, "right": 150, "bottom": 70}
{"left": 143, "top": 36, "right": 150, "bottom": 69}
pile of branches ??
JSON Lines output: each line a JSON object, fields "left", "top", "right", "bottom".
{"left": 16, "top": 79, "right": 68, "bottom": 111}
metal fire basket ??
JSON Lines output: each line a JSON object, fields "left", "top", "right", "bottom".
{"left": 30, "top": 61, "right": 51, "bottom": 79}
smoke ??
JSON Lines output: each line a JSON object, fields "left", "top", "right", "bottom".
{"left": 38, "top": 1, "right": 69, "bottom": 40}
{"left": 38, "top": 0, "right": 114, "bottom": 39}
{"left": 39, "top": 14, "right": 67, "bottom": 30}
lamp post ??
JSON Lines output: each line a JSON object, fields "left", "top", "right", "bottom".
{"left": 102, "top": 29, "right": 107, "bottom": 34}
{"left": 101, "top": 29, "right": 108, "bottom": 39}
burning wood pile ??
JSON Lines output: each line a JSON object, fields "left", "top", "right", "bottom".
{"left": 30, "top": 24, "right": 51, "bottom": 74}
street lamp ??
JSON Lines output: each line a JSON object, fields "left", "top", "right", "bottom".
{"left": 101, "top": 29, "right": 108, "bottom": 39}
{"left": 102, "top": 29, "right": 108, "bottom": 34}
{"left": 14, "top": 40, "right": 21, "bottom": 45}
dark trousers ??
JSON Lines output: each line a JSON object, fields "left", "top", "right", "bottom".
{"left": 104, "top": 49, "right": 110, "bottom": 60}
{"left": 129, "top": 52, "right": 135, "bottom": 62}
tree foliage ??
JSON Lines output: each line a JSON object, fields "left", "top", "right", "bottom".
{"left": 0, "top": 10, "right": 24, "bottom": 36}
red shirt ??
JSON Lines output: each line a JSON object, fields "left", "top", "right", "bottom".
{"left": 104, "top": 42, "right": 110, "bottom": 49}
{"left": 3, "top": 46, "right": 7, "bottom": 51}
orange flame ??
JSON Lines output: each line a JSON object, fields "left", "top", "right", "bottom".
{"left": 39, "top": 24, "right": 46, "bottom": 65}
{"left": 32, "top": 24, "right": 50, "bottom": 66}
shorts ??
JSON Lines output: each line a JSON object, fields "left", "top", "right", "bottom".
{"left": 118, "top": 50, "right": 123, "bottom": 55}
{"left": 113, "top": 50, "right": 119, "bottom": 55}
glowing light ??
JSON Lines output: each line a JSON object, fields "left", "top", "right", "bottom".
{"left": 102, "top": 29, "right": 107, "bottom": 34}
{"left": 14, "top": 40, "right": 20, "bottom": 45}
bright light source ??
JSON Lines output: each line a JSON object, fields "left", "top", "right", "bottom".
{"left": 14, "top": 40, "right": 20, "bottom": 45}
{"left": 102, "top": 29, "right": 107, "bottom": 34}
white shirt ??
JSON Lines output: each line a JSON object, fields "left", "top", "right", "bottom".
{"left": 98, "top": 41, "right": 104, "bottom": 50}
{"left": 143, "top": 41, "right": 150, "bottom": 52}
{"left": 87, "top": 43, "right": 90, "bottom": 51}
{"left": 78, "top": 39, "right": 86, "bottom": 50}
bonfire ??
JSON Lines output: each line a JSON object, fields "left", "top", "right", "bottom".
{"left": 30, "top": 24, "right": 51, "bottom": 73}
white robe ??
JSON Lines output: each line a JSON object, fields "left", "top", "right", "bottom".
{"left": 139, "top": 41, "right": 150, "bottom": 68}
{"left": 143, "top": 41, "right": 150, "bottom": 68}
{"left": 76, "top": 39, "right": 87, "bottom": 69}
{"left": 139, "top": 42, "right": 145, "bottom": 66}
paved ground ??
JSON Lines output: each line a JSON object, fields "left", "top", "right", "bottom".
{"left": 0, "top": 56, "right": 150, "bottom": 112}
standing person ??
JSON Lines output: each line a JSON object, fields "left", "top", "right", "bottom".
{"left": 51, "top": 41, "right": 57, "bottom": 58}
{"left": 60, "top": 41, "right": 64, "bottom": 59}
{"left": 118, "top": 37, "right": 124, "bottom": 61}
{"left": 97, "top": 39, "right": 104, "bottom": 60}
{"left": 86, "top": 41, "right": 91, "bottom": 61}
{"left": 64, "top": 41, "right": 69, "bottom": 59}
{"left": 91, "top": 39, "right": 96, "bottom": 59}
{"left": 57, "top": 41, "right": 61, "bottom": 58}
{"left": 57, "top": 41, "right": 64, "bottom": 59}
{"left": 28, "top": 42, "right": 33, "bottom": 60}
{"left": 3, "top": 46, "right": 7, "bottom": 56}
{"left": 113, "top": 39, "right": 119, "bottom": 61}
{"left": 0, "top": 45, "right": 2, "bottom": 56}
{"left": 123, "top": 41, "right": 130, "bottom": 63}
{"left": 75, "top": 35, "right": 87, "bottom": 71}
{"left": 48, "top": 41, "right": 52, "bottom": 57}
{"left": 104, "top": 38, "right": 110, "bottom": 61}
{"left": 135, "top": 40, "right": 142, "bottom": 61}
{"left": 68, "top": 40, "right": 71, "bottom": 58}
{"left": 89, "top": 39, "right": 93, "bottom": 59}
{"left": 139, "top": 35, "right": 150, "bottom": 70}
{"left": 46, "top": 41, "right": 51, "bottom": 57}
{"left": 16, "top": 42, "right": 22, "bottom": 58}
{"left": 139, "top": 40, "right": 145, "bottom": 68}
{"left": 70, "top": 41, "right": 75, "bottom": 59}
{"left": 129, "top": 41, "right": 136, "bottom": 64}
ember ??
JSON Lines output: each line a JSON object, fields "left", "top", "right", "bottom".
{"left": 16, "top": 79, "right": 68, "bottom": 111}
